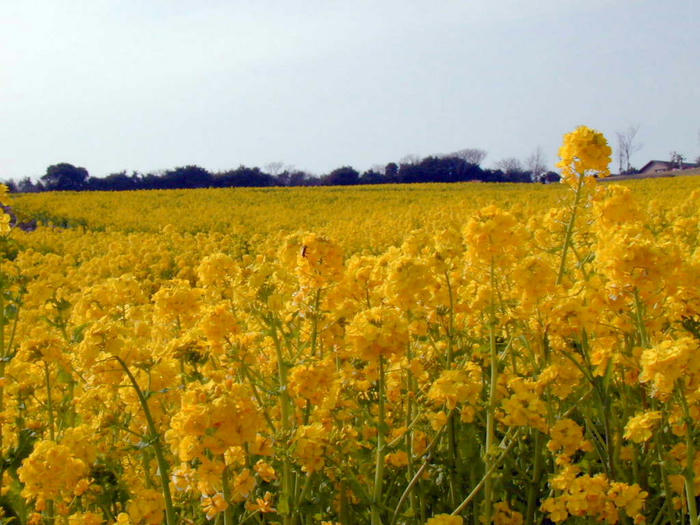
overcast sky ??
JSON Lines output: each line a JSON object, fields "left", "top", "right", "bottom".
{"left": 1, "top": 0, "right": 698, "bottom": 180}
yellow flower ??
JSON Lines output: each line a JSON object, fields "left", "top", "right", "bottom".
{"left": 556, "top": 125, "right": 612, "bottom": 187}
{"left": 198, "top": 302, "right": 239, "bottom": 349}
{"left": 116, "top": 513, "right": 132, "bottom": 525}
{"left": 289, "top": 357, "right": 336, "bottom": 405}
{"left": 499, "top": 377, "right": 547, "bottom": 432}
{"left": 294, "top": 423, "right": 328, "bottom": 474}
{"left": 201, "top": 492, "right": 228, "bottom": 520}
{"left": 493, "top": 501, "right": 524, "bottom": 525}
{"left": 346, "top": 306, "right": 409, "bottom": 361}
{"left": 608, "top": 482, "right": 648, "bottom": 520}
{"left": 19, "top": 329, "right": 66, "bottom": 365}
{"left": 540, "top": 497, "right": 569, "bottom": 522}
{"left": 166, "top": 382, "right": 264, "bottom": 464}
{"left": 67, "top": 512, "right": 103, "bottom": 525}
{"left": 0, "top": 212, "right": 11, "bottom": 234}
{"left": 127, "top": 489, "right": 165, "bottom": 525}
{"left": 254, "top": 460, "right": 277, "bottom": 483}
{"left": 152, "top": 279, "right": 204, "bottom": 326}
{"left": 547, "top": 419, "right": 592, "bottom": 458}
{"left": 0, "top": 183, "right": 10, "bottom": 206}
{"left": 171, "top": 463, "right": 196, "bottom": 492}
{"left": 73, "top": 478, "right": 91, "bottom": 497}
{"left": 197, "top": 252, "right": 238, "bottom": 286}
{"left": 427, "top": 364, "right": 482, "bottom": 410}
{"left": 639, "top": 337, "right": 698, "bottom": 399}
{"left": 383, "top": 255, "right": 435, "bottom": 311}
{"left": 231, "top": 468, "right": 256, "bottom": 502}
{"left": 385, "top": 451, "right": 409, "bottom": 468}
{"left": 296, "top": 233, "right": 344, "bottom": 288}
{"left": 428, "top": 410, "right": 448, "bottom": 431}
{"left": 463, "top": 205, "right": 522, "bottom": 265}
{"left": 623, "top": 411, "right": 663, "bottom": 443}
{"left": 245, "top": 491, "right": 276, "bottom": 514}
{"left": 249, "top": 434, "right": 274, "bottom": 456}
{"left": 18, "top": 441, "right": 88, "bottom": 502}
{"left": 425, "top": 514, "right": 463, "bottom": 525}
{"left": 196, "top": 457, "right": 225, "bottom": 495}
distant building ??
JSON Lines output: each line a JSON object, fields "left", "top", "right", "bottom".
{"left": 638, "top": 160, "right": 698, "bottom": 175}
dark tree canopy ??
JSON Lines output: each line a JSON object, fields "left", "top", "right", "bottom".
{"left": 398, "top": 156, "right": 484, "bottom": 183}
{"left": 322, "top": 166, "right": 360, "bottom": 186}
{"left": 41, "top": 163, "right": 89, "bottom": 191}
{"left": 214, "top": 167, "right": 276, "bottom": 187}
{"left": 88, "top": 171, "right": 142, "bottom": 191}
{"left": 162, "top": 165, "right": 212, "bottom": 189}
{"left": 384, "top": 162, "right": 399, "bottom": 182}
{"left": 7, "top": 149, "right": 554, "bottom": 193}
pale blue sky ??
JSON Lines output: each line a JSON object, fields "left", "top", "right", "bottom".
{"left": 1, "top": 0, "right": 698, "bottom": 179}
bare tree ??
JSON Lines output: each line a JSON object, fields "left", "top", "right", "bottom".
{"left": 399, "top": 154, "right": 421, "bottom": 165}
{"left": 670, "top": 151, "right": 685, "bottom": 168}
{"left": 495, "top": 157, "right": 523, "bottom": 174}
{"left": 265, "top": 162, "right": 290, "bottom": 176}
{"left": 449, "top": 148, "right": 487, "bottom": 166}
{"left": 526, "top": 146, "right": 547, "bottom": 182}
{"left": 616, "top": 125, "right": 642, "bottom": 173}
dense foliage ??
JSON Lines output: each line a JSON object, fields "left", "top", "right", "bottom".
{"left": 7, "top": 153, "right": 559, "bottom": 194}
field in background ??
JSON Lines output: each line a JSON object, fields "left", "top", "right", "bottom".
{"left": 12, "top": 176, "right": 699, "bottom": 252}
{"left": 0, "top": 176, "right": 698, "bottom": 525}
{"left": 605, "top": 168, "right": 700, "bottom": 181}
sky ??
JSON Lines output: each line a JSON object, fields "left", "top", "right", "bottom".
{"left": 1, "top": 0, "right": 699, "bottom": 180}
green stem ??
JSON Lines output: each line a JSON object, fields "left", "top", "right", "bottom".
{"left": 655, "top": 431, "right": 676, "bottom": 525}
{"left": 296, "top": 473, "right": 313, "bottom": 511}
{"left": 556, "top": 173, "right": 585, "bottom": 286}
{"left": 391, "top": 425, "right": 447, "bottom": 525}
{"left": 372, "top": 355, "right": 386, "bottom": 525}
{"left": 452, "top": 430, "right": 519, "bottom": 517}
{"left": 679, "top": 392, "right": 699, "bottom": 525}
{"left": 633, "top": 290, "right": 649, "bottom": 348}
{"left": 444, "top": 271, "right": 455, "bottom": 367}
{"left": 270, "top": 321, "right": 294, "bottom": 525}
{"left": 525, "top": 431, "right": 544, "bottom": 525}
{"left": 340, "top": 482, "right": 350, "bottom": 525}
{"left": 114, "top": 356, "right": 176, "bottom": 525}
{"left": 405, "top": 343, "right": 418, "bottom": 523}
{"left": 483, "top": 258, "right": 498, "bottom": 524}
{"left": 240, "top": 362, "right": 275, "bottom": 432}
{"left": 223, "top": 466, "right": 234, "bottom": 525}
{"left": 44, "top": 358, "right": 56, "bottom": 525}
{"left": 44, "top": 362, "right": 55, "bottom": 441}
{"left": 444, "top": 271, "right": 460, "bottom": 507}
{"left": 310, "top": 289, "right": 321, "bottom": 358}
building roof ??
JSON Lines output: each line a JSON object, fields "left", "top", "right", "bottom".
{"left": 639, "top": 160, "right": 699, "bottom": 173}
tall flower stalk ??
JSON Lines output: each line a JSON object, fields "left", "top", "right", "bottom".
{"left": 555, "top": 125, "right": 612, "bottom": 285}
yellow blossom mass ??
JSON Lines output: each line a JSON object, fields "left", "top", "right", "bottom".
{"left": 0, "top": 149, "right": 697, "bottom": 525}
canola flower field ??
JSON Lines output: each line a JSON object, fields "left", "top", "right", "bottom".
{"left": 0, "top": 127, "right": 698, "bottom": 525}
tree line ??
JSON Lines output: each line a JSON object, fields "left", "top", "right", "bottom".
{"left": 5, "top": 150, "right": 560, "bottom": 193}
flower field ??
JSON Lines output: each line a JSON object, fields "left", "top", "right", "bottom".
{"left": 1, "top": 130, "right": 699, "bottom": 525}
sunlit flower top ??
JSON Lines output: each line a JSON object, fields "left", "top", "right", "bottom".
{"left": 556, "top": 125, "right": 612, "bottom": 186}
